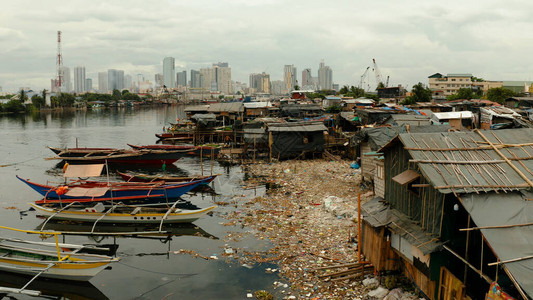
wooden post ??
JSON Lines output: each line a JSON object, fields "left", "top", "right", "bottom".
{"left": 210, "top": 147, "right": 214, "bottom": 175}
{"left": 358, "top": 193, "right": 362, "bottom": 263}
{"left": 253, "top": 136, "right": 256, "bottom": 164}
{"left": 269, "top": 131, "right": 272, "bottom": 163}
{"left": 200, "top": 145, "right": 204, "bottom": 176}
{"left": 463, "top": 215, "right": 471, "bottom": 284}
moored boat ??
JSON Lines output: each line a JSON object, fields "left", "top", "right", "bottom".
{"left": 17, "top": 175, "right": 209, "bottom": 204}
{"left": 30, "top": 202, "right": 216, "bottom": 224}
{"left": 117, "top": 171, "right": 217, "bottom": 183}
{"left": 47, "top": 146, "right": 189, "bottom": 165}
{"left": 0, "top": 226, "right": 118, "bottom": 282}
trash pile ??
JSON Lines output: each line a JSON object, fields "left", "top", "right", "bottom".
{"left": 225, "top": 159, "right": 404, "bottom": 299}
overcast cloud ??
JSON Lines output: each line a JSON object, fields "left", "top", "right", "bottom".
{"left": 1, "top": 0, "right": 533, "bottom": 93}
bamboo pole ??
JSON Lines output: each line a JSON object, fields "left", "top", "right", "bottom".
{"left": 409, "top": 159, "right": 506, "bottom": 164}
{"left": 488, "top": 254, "right": 533, "bottom": 266}
{"left": 358, "top": 193, "right": 362, "bottom": 264}
{"left": 502, "top": 265, "right": 528, "bottom": 300}
{"left": 460, "top": 221, "right": 533, "bottom": 231}
{"left": 463, "top": 215, "right": 471, "bottom": 284}
{"left": 475, "top": 129, "right": 533, "bottom": 188}
{"left": 442, "top": 245, "right": 492, "bottom": 284}
{"left": 200, "top": 145, "right": 204, "bottom": 176}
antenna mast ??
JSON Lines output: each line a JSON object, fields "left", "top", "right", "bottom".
{"left": 56, "top": 31, "right": 63, "bottom": 92}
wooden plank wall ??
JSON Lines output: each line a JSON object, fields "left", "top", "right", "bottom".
{"left": 362, "top": 222, "right": 399, "bottom": 272}
{"left": 403, "top": 259, "right": 437, "bottom": 300}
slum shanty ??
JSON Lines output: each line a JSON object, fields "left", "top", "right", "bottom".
{"left": 156, "top": 88, "right": 533, "bottom": 299}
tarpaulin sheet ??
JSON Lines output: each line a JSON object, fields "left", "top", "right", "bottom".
{"left": 460, "top": 192, "right": 533, "bottom": 297}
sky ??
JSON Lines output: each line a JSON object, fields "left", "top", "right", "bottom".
{"left": 2, "top": 0, "right": 533, "bottom": 93}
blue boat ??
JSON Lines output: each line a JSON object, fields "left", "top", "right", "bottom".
{"left": 16, "top": 175, "right": 211, "bottom": 204}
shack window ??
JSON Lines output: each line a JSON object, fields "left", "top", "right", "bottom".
{"left": 392, "top": 169, "right": 421, "bottom": 196}
{"left": 376, "top": 165, "right": 384, "bottom": 179}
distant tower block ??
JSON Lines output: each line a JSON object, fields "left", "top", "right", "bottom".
{"left": 55, "top": 31, "right": 63, "bottom": 92}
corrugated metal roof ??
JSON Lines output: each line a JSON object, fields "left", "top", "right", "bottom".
{"left": 432, "top": 111, "right": 473, "bottom": 120}
{"left": 244, "top": 102, "right": 272, "bottom": 108}
{"left": 399, "top": 128, "right": 533, "bottom": 194}
{"left": 268, "top": 121, "right": 327, "bottom": 132}
{"left": 184, "top": 105, "right": 210, "bottom": 112}
{"left": 207, "top": 102, "right": 244, "bottom": 113}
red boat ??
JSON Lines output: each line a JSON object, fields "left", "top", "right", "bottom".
{"left": 118, "top": 171, "right": 218, "bottom": 183}
{"left": 128, "top": 144, "right": 220, "bottom": 157}
{"left": 47, "top": 146, "right": 190, "bottom": 165}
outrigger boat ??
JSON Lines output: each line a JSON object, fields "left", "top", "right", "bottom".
{"left": 117, "top": 171, "right": 218, "bottom": 183}
{"left": 30, "top": 202, "right": 216, "bottom": 224}
{"left": 0, "top": 226, "right": 118, "bottom": 297}
{"left": 17, "top": 164, "right": 211, "bottom": 204}
{"left": 47, "top": 146, "right": 190, "bottom": 165}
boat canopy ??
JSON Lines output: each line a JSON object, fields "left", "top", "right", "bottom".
{"left": 64, "top": 164, "right": 104, "bottom": 178}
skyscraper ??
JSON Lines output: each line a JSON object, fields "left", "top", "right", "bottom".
{"left": 302, "top": 68, "right": 315, "bottom": 89}
{"left": 176, "top": 71, "right": 187, "bottom": 87}
{"left": 318, "top": 60, "right": 333, "bottom": 90}
{"left": 108, "top": 69, "right": 125, "bottom": 91}
{"left": 163, "top": 57, "right": 175, "bottom": 88}
{"left": 190, "top": 70, "right": 202, "bottom": 88}
{"left": 283, "top": 65, "right": 297, "bottom": 93}
{"left": 85, "top": 78, "right": 92, "bottom": 92}
{"left": 213, "top": 62, "right": 232, "bottom": 94}
{"left": 60, "top": 66, "right": 71, "bottom": 93}
{"left": 249, "top": 73, "right": 270, "bottom": 94}
{"left": 73, "top": 66, "right": 86, "bottom": 93}
{"left": 155, "top": 74, "right": 164, "bottom": 87}
{"left": 98, "top": 72, "right": 108, "bottom": 93}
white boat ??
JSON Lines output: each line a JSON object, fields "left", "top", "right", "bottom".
{"left": 0, "top": 226, "right": 119, "bottom": 284}
{"left": 30, "top": 202, "right": 216, "bottom": 224}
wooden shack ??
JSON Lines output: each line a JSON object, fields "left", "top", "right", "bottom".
{"left": 361, "top": 128, "right": 533, "bottom": 300}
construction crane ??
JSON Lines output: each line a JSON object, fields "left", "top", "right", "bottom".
{"left": 359, "top": 66, "right": 370, "bottom": 90}
{"left": 372, "top": 58, "right": 385, "bottom": 88}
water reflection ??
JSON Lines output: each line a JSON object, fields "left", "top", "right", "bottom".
{"left": 0, "top": 271, "right": 109, "bottom": 300}
{"left": 36, "top": 220, "right": 218, "bottom": 241}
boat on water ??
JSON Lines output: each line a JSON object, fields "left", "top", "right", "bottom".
{"left": 0, "top": 226, "right": 118, "bottom": 284}
{"left": 117, "top": 171, "right": 218, "bottom": 183}
{"left": 47, "top": 146, "right": 190, "bottom": 165}
{"left": 17, "top": 164, "right": 210, "bottom": 204}
{"left": 128, "top": 143, "right": 221, "bottom": 156}
{"left": 18, "top": 175, "right": 208, "bottom": 204}
{"left": 30, "top": 202, "right": 216, "bottom": 224}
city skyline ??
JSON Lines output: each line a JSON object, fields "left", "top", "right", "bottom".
{"left": 2, "top": 1, "right": 533, "bottom": 93}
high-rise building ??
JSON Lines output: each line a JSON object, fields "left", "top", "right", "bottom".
{"left": 98, "top": 72, "right": 108, "bottom": 93}
{"left": 200, "top": 68, "right": 216, "bottom": 91}
{"left": 60, "top": 66, "right": 71, "bottom": 93}
{"left": 163, "top": 57, "right": 176, "bottom": 88}
{"left": 73, "top": 66, "right": 86, "bottom": 93}
{"left": 190, "top": 70, "right": 202, "bottom": 88}
{"left": 302, "top": 68, "right": 315, "bottom": 90}
{"left": 271, "top": 80, "right": 285, "bottom": 95}
{"left": 108, "top": 69, "right": 125, "bottom": 91}
{"left": 155, "top": 73, "right": 164, "bottom": 87}
{"left": 249, "top": 73, "right": 262, "bottom": 92}
{"left": 85, "top": 78, "right": 92, "bottom": 92}
{"left": 213, "top": 62, "right": 232, "bottom": 94}
{"left": 176, "top": 71, "right": 187, "bottom": 87}
{"left": 318, "top": 60, "right": 333, "bottom": 90}
{"left": 125, "top": 75, "right": 132, "bottom": 91}
{"left": 250, "top": 72, "right": 270, "bottom": 94}
{"left": 283, "top": 65, "right": 297, "bottom": 93}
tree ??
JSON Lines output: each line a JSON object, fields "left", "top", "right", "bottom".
{"left": 471, "top": 76, "right": 484, "bottom": 82}
{"left": 31, "top": 94, "right": 45, "bottom": 108}
{"left": 377, "top": 82, "right": 386, "bottom": 89}
{"left": 408, "top": 82, "right": 432, "bottom": 102}
{"left": 486, "top": 87, "right": 516, "bottom": 104}
{"left": 294, "top": 85, "right": 300, "bottom": 91}
{"left": 112, "top": 89, "right": 122, "bottom": 100}
{"left": 3, "top": 99, "right": 26, "bottom": 113}
{"left": 19, "top": 90, "right": 28, "bottom": 103}
{"left": 447, "top": 88, "right": 475, "bottom": 101}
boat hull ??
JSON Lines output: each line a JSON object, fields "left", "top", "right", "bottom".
{"left": 17, "top": 176, "right": 209, "bottom": 203}
{"left": 118, "top": 172, "right": 217, "bottom": 183}
{"left": 0, "top": 245, "right": 117, "bottom": 281}
{"left": 31, "top": 203, "right": 216, "bottom": 224}
{"left": 48, "top": 147, "right": 186, "bottom": 165}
